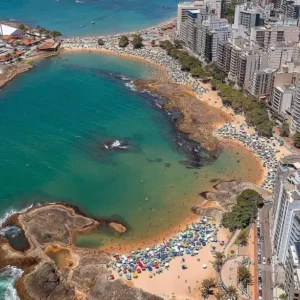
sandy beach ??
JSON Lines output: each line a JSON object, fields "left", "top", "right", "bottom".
{"left": 123, "top": 228, "right": 229, "bottom": 300}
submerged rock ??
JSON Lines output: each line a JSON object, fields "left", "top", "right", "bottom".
{"left": 103, "top": 139, "right": 129, "bottom": 151}
{"left": 109, "top": 222, "right": 127, "bottom": 234}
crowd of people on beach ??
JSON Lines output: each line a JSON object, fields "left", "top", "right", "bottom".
{"left": 107, "top": 216, "right": 221, "bottom": 280}
{"left": 62, "top": 35, "right": 207, "bottom": 95}
{"left": 216, "top": 124, "right": 279, "bottom": 190}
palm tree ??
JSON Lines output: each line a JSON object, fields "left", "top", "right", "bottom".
{"left": 226, "top": 286, "right": 238, "bottom": 300}
{"left": 200, "top": 278, "right": 216, "bottom": 298}
{"left": 214, "top": 251, "right": 225, "bottom": 269}
{"left": 238, "top": 265, "right": 253, "bottom": 286}
{"left": 215, "top": 291, "right": 225, "bottom": 299}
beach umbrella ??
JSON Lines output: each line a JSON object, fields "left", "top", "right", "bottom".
{"left": 202, "top": 264, "right": 207, "bottom": 269}
{"left": 164, "top": 263, "right": 169, "bottom": 267}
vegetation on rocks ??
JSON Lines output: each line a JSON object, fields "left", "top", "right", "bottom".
{"left": 221, "top": 189, "right": 264, "bottom": 231}
{"left": 119, "top": 35, "right": 129, "bottom": 48}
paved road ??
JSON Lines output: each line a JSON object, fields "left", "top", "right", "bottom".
{"left": 259, "top": 203, "right": 273, "bottom": 300}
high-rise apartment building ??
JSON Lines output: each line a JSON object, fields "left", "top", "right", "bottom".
{"left": 197, "top": 16, "right": 230, "bottom": 61}
{"left": 250, "top": 24, "right": 300, "bottom": 48}
{"left": 250, "top": 68, "right": 276, "bottom": 96}
{"left": 272, "top": 155, "right": 300, "bottom": 264}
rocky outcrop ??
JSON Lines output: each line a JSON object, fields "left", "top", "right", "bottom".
{"left": 109, "top": 222, "right": 127, "bottom": 234}
{"left": 87, "top": 273, "right": 162, "bottom": 300}
{"left": 19, "top": 262, "right": 75, "bottom": 300}
{"left": 0, "top": 204, "right": 162, "bottom": 300}
{"left": 192, "top": 180, "right": 272, "bottom": 221}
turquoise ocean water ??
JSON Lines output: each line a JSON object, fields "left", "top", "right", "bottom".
{"left": 0, "top": 0, "right": 179, "bottom": 36}
{"left": 0, "top": 53, "right": 261, "bottom": 299}
{"left": 0, "top": 1, "right": 262, "bottom": 297}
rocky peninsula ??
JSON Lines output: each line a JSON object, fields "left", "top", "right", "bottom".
{"left": 0, "top": 204, "right": 161, "bottom": 300}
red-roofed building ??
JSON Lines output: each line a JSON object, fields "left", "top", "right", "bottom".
{"left": 38, "top": 41, "right": 60, "bottom": 52}
{"left": 23, "top": 38, "right": 40, "bottom": 46}
{"left": 0, "top": 53, "right": 12, "bottom": 63}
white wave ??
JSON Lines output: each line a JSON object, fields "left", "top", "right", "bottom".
{"left": 111, "top": 140, "right": 121, "bottom": 148}
{"left": 0, "top": 203, "right": 40, "bottom": 227}
{"left": 125, "top": 81, "right": 137, "bottom": 91}
{"left": 0, "top": 226, "right": 21, "bottom": 238}
{"left": 0, "top": 266, "right": 23, "bottom": 300}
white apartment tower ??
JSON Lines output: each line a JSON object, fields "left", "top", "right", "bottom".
{"left": 272, "top": 156, "right": 300, "bottom": 265}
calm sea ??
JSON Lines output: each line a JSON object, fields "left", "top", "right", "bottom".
{"left": 0, "top": 0, "right": 179, "bottom": 36}
{"left": 0, "top": 2, "right": 262, "bottom": 297}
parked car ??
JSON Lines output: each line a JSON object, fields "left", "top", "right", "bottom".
{"left": 259, "top": 290, "right": 263, "bottom": 297}
{"left": 258, "top": 269, "right": 262, "bottom": 277}
{"left": 258, "top": 276, "right": 262, "bottom": 283}
{"left": 267, "top": 258, "right": 271, "bottom": 265}
{"left": 262, "top": 257, "right": 266, "bottom": 265}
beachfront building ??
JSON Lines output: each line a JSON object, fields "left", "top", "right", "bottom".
{"left": 292, "top": 78, "right": 300, "bottom": 132}
{"left": 185, "top": 9, "right": 211, "bottom": 51}
{"left": 270, "top": 84, "right": 295, "bottom": 113}
{"left": 217, "top": 39, "right": 268, "bottom": 89}
{"left": 196, "top": 15, "right": 231, "bottom": 62}
{"left": 272, "top": 155, "right": 300, "bottom": 266}
{"left": 267, "top": 42, "right": 295, "bottom": 69}
{"left": 284, "top": 241, "right": 300, "bottom": 300}
{"left": 269, "top": 71, "right": 300, "bottom": 115}
{"left": 233, "top": 3, "right": 270, "bottom": 28}
{"left": 250, "top": 24, "right": 300, "bottom": 48}
{"left": 177, "top": 1, "right": 207, "bottom": 39}
{"left": 250, "top": 68, "right": 276, "bottom": 96}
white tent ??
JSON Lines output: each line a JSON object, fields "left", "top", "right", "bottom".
{"left": 0, "top": 24, "right": 24, "bottom": 36}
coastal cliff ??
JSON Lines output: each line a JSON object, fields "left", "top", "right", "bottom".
{"left": 0, "top": 204, "right": 162, "bottom": 300}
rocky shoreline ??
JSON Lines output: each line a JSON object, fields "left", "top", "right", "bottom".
{"left": 0, "top": 203, "right": 162, "bottom": 300}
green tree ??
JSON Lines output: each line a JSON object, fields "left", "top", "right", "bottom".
{"left": 97, "top": 38, "right": 105, "bottom": 46}
{"left": 200, "top": 278, "right": 216, "bottom": 298}
{"left": 191, "top": 66, "right": 208, "bottom": 78}
{"left": 238, "top": 265, "right": 253, "bottom": 286}
{"left": 18, "top": 24, "right": 27, "bottom": 31}
{"left": 221, "top": 190, "right": 264, "bottom": 231}
{"left": 159, "top": 40, "right": 174, "bottom": 51}
{"left": 52, "top": 30, "right": 62, "bottom": 38}
{"left": 225, "top": 286, "right": 238, "bottom": 300}
{"left": 236, "top": 228, "right": 249, "bottom": 246}
{"left": 132, "top": 34, "right": 143, "bottom": 49}
{"left": 280, "top": 122, "right": 290, "bottom": 137}
{"left": 174, "top": 39, "right": 183, "bottom": 49}
{"left": 257, "top": 120, "right": 274, "bottom": 138}
{"left": 119, "top": 35, "right": 129, "bottom": 48}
